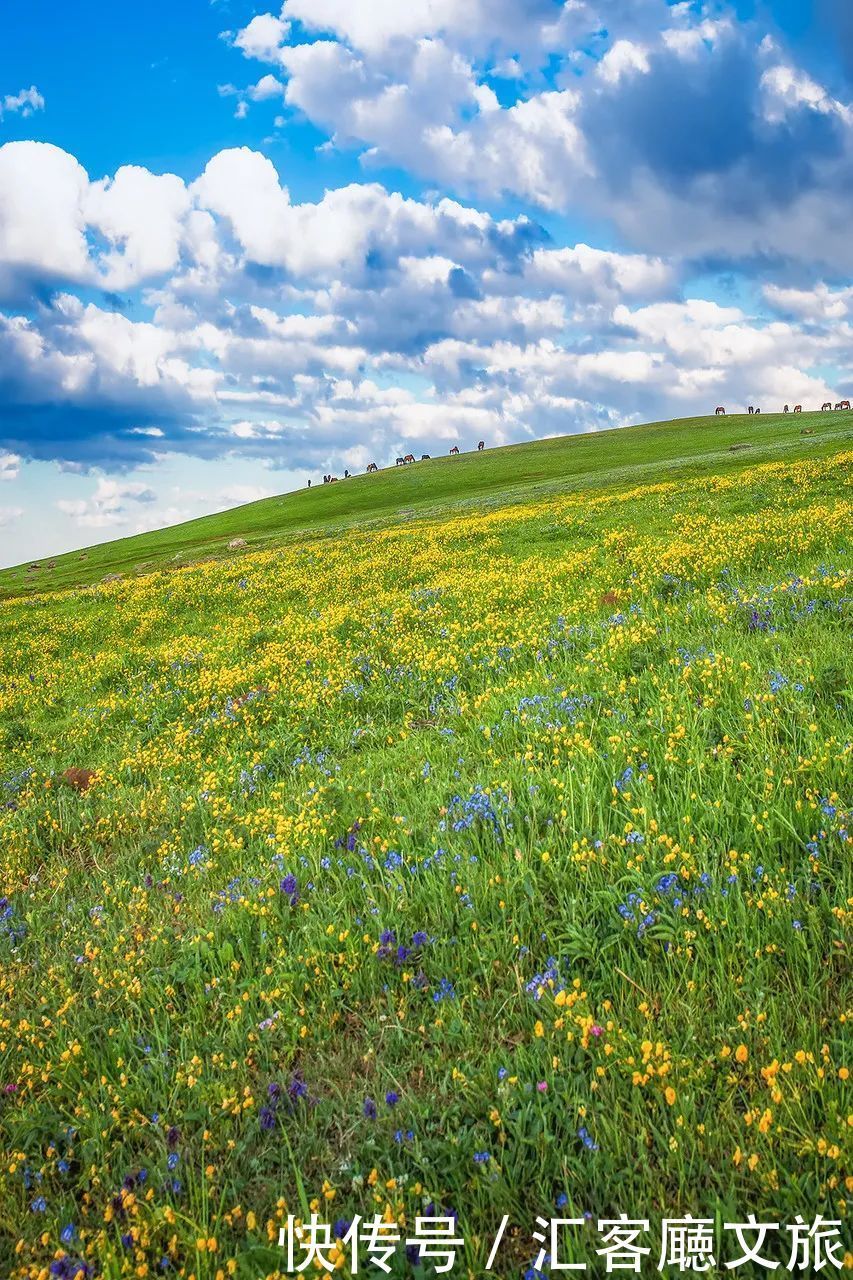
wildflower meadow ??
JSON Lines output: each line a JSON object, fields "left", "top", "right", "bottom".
{"left": 1, "top": 433, "right": 851, "bottom": 1277}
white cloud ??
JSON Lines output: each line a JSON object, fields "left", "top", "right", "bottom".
{"left": 764, "top": 282, "right": 853, "bottom": 321}
{"left": 249, "top": 74, "right": 286, "bottom": 101}
{"left": 0, "top": 85, "right": 44, "bottom": 118}
{"left": 274, "top": 31, "right": 590, "bottom": 208}
{"left": 57, "top": 478, "right": 157, "bottom": 528}
{"left": 233, "top": 13, "right": 290, "bottom": 60}
{"left": 661, "top": 17, "right": 733, "bottom": 59}
{"left": 0, "top": 143, "right": 199, "bottom": 293}
{"left": 84, "top": 166, "right": 191, "bottom": 289}
{"left": 598, "top": 40, "right": 650, "bottom": 85}
{"left": 217, "top": 1, "right": 853, "bottom": 271}
{"left": 279, "top": 0, "right": 554, "bottom": 56}
{"left": 0, "top": 451, "right": 20, "bottom": 481}
{"left": 190, "top": 152, "right": 536, "bottom": 281}
{"left": 190, "top": 147, "right": 291, "bottom": 264}
{"left": 0, "top": 143, "right": 91, "bottom": 282}
{"left": 283, "top": 0, "right": 464, "bottom": 53}
{"left": 760, "top": 64, "right": 851, "bottom": 125}
{"left": 516, "top": 243, "right": 673, "bottom": 302}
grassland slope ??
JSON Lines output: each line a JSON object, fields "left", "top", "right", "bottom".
{"left": 3, "top": 409, "right": 851, "bottom": 598}
{"left": 0, "top": 420, "right": 851, "bottom": 1277}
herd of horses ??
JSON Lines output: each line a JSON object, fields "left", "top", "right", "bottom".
{"left": 320, "top": 440, "right": 485, "bottom": 483}
{"left": 393, "top": 441, "right": 484, "bottom": 466}
{"left": 715, "top": 401, "right": 851, "bottom": 416}
{"left": 318, "top": 399, "right": 851, "bottom": 483}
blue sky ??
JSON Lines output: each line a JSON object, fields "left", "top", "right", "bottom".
{"left": 1, "top": 0, "right": 852, "bottom": 564}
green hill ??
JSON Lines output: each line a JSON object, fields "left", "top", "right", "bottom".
{"left": 4, "top": 409, "right": 851, "bottom": 598}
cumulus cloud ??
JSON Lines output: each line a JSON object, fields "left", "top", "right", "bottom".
{"left": 84, "top": 166, "right": 192, "bottom": 290}
{"left": 190, "top": 154, "right": 546, "bottom": 283}
{"left": 0, "top": 144, "right": 196, "bottom": 298}
{"left": 233, "top": 13, "right": 290, "bottom": 60}
{"left": 0, "top": 143, "right": 91, "bottom": 290}
{"left": 221, "top": 1, "right": 853, "bottom": 269}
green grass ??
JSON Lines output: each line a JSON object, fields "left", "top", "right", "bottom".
{"left": 0, "top": 417, "right": 851, "bottom": 1278}
{"left": 3, "top": 409, "right": 851, "bottom": 599}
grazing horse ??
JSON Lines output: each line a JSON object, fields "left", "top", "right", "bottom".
{"left": 822, "top": 402, "right": 832, "bottom": 412}
{"left": 404, "top": 453, "right": 415, "bottom": 464}
{"left": 715, "top": 406, "right": 726, "bottom": 416}
{"left": 477, "top": 440, "right": 484, "bottom": 450}
{"left": 395, "top": 457, "right": 405, "bottom": 466}
{"left": 839, "top": 399, "right": 851, "bottom": 410}
{"left": 367, "top": 462, "right": 378, "bottom": 472}
{"left": 748, "top": 406, "right": 754, "bottom": 414}
{"left": 329, "top": 476, "right": 339, "bottom": 483}
{"left": 783, "top": 404, "right": 790, "bottom": 413}
{"left": 793, "top": 405, "right": 802, "bottom": 414}
{"left": 755, "top": 408, "right": 761, "bottom": 414}
{"left": 449, "top": 445, "right": 460, "bottom": 455}
{"left": 421, "top": 453, "right": 430, "bottom": 460}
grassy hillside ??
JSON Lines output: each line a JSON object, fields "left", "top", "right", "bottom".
{"left": 3, "top": 409, "right": 851, "bottom": 598}
{"left": 0, "top": 419, "right": 851, "bottom": 1278}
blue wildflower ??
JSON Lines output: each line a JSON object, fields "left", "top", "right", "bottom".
{"left": 432, "top": 978, "right": 456, "bottom": 1002}
{"left": 578, "top": 1127, "right": 599, "bottom": 1151}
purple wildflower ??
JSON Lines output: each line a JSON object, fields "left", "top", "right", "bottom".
{"left": 280, "top": 874, "right": 299, "bottom": 905}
